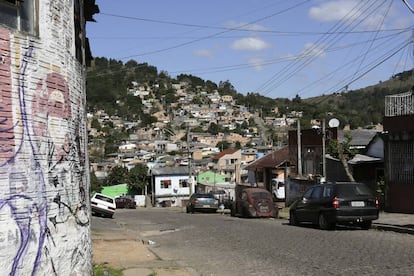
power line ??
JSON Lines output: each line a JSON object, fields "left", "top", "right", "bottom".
{"left": 87, "top": 27, "right": 412, "bottom": 80}
{"left": 256, "top": 0, "right": 380, "bottom": 95}
{"left": 97, "top": 12, "right": 407, "bottom": 37}
{"left": 118, "top": 0, "right": 312, "bottom": 60}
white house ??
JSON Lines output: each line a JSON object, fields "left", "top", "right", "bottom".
{"left": 150, "top": 166, "right": 195, "bottom": 207}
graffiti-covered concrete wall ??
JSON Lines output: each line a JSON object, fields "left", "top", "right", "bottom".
{"left": 0, "top": 1, "right": 95, "bottom": 275}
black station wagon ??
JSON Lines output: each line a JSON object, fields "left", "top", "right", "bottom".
{"left": 289, "top": 182, "right": 379, "bottom": 230}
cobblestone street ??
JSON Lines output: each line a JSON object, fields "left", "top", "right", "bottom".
{"left": 92, "top": 208, "right": 414, "bottom": 276}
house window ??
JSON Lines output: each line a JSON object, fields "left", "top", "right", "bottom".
{"left": 179, "top": 179, "right": 188, "bottom": 188}
{"left": 0, "top": 0, "right": 37, "bottom": 35}
{"left": 160, "top": 179, "right": 171, "bottom": 189}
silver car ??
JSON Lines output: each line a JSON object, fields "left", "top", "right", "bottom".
{"left": 186, "top": 193, "right": 219, "bottom": 213}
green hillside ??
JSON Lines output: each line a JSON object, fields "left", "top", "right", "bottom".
{"left": 86, "top": 57, "right": 414, "bottom": 130}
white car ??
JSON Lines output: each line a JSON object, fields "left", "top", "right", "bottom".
{"left": 91, "top": 193, "right": 116, "bottom": 218}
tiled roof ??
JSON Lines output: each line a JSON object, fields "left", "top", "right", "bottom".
{"left": 212, "top": 148, "right": 239, "bottom": 160}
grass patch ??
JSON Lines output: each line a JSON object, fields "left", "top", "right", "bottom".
{"left": 93, "top": 263, "right": 123, "bottom": 276}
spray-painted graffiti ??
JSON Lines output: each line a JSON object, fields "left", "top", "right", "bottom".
{"left": 0, "top": 27, "right": 89, "bottom": 275}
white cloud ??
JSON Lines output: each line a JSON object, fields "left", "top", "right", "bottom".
{"left": 282, "top": 43, "right": 326, "bottom": 61}
{"left": 308, "top": 0, "right": 360, "bottom": 22}
{"left": 248, "top": 57, "right": 265, "bottom": 71}
{"left": 193, "top": 49, "right": 214, "bottom": 58}
{"left": 225, "top": 20, "right": 269, "bottom": 32}
{"left": 300, "top": 43, "right": 326, "bottom": 58}
{"left": 308, "top": 0, "right": 401, "bottom": 29}
{"left": 231, "top": 37, "right": 271, "bottom": 51}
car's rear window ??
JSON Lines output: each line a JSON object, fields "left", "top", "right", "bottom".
{"left": 251, "top": 192, "right": 271, "bottom": 199}
{"left": 196, "top": 193, "right": 215, "bottom": 198}
{"left": 336, "top": 184, "right": 373, "bottom": 197}
{"left": 94, "top": 194, "right": 114, "bottom": 203}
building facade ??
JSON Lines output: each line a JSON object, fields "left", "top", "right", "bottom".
{"left": 0, "top": 1, "right": 98, "bottom": 275}
{"left": 383, "top": 91, "right": 414, "bottom": 213}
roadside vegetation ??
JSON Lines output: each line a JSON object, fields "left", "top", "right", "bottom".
{"left": 93, "top": 264, "right": 123, "bottom": 276}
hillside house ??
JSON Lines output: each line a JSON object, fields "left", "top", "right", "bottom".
{"left": 245, "top": 147, "right": 290, "bottom": 191}
{"left": 211, "top": 149, "right": 242, "bottom": 183}
{"left": 289, "top": 127, "right": 338, "bottom": 178}
{"left": 149, "top": 166, "right": 195, "bottom": 207}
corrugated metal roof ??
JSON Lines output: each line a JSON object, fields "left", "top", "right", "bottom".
{"left": 348, "top": 154, "right": 383, "bottom": 164}
{"left": 338, "top": 129, "right": 379, "bottom": 147}
{"left": 150, "top": 166, "right": 191, "bottom": 176}
{"left": 245, "top": 146, "right": 289, "bottom": 170}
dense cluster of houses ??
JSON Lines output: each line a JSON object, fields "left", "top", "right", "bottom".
{"left": 89, "top": 81, "right": 414, "bottom": 214}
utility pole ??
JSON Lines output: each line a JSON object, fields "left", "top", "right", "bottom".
{"left": 297, "top": 119, "right": 302, "bottom": 176}
{"left": 187, "top": 123, "right": 193, "bottom": 195}
{"left": 322, "top": 119, "right": 326, "bottom": 179}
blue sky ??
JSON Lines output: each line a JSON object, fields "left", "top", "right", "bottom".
{"left": 87, "top": 0, "right": 414, "bottom": 99}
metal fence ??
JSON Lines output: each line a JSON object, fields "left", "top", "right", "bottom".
{"left": 385, "top": 91, "right": 414, "bottom": 117}
{"left": 388, "top": 141, "right": 414, "bottom": 185}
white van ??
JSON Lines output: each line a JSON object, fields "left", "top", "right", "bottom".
{"left": 271, "top": 178, "right": 285, "bottom": 200}
{"left": 91, "top": 193, "right": 116, "bottom": 218}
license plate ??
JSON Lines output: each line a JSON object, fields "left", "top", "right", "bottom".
{"left": 203, "top": 205, "right": 210, "bottom": 207}
{"left": 351, "top": 201, "right": 365, "bottom": 207}
{"left": 259, "top": 207, "right": 269, "bottom": 212}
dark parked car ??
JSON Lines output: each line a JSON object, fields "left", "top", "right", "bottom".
{"left": 230, "top": 186, "right": 278, "bottom": 218}
{"left": 186, "top": 193, "right": 219, "bottom": 213}
{"left": 289, "top": 182, "right": 379, "bottom": 230}
{"left": 115, "top": 196, "right": 136, "bottom": 209}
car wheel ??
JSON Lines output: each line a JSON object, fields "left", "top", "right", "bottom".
{"left": 289, "top": 211, "right": 299, "bottom": 226}
{"left": 319, "top": 213, "right": 334, "bottom": 230}
{"left": 359, "top": 221, "right": 372, "bottom": 230}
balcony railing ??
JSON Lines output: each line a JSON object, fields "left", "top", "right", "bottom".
{"left": 385, "top": 91, "right": 414, "bottom": 117}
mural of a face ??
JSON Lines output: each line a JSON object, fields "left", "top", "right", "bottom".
{"left": 32, "top": 72, "right": 71, "bottom": 159}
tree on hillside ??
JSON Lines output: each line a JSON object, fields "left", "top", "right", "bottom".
{"left": 218, "top": 80, "right": 236, "bottom": 95}
{"left": 90, "top": 171, "right": 102, "bottom": 194}
{"left": 126, "top": 163, "right": 149, "bottom": 195}
{"left": 216, "top": 141, "right": 231, "bottom": 150}
{"left": 106, "top": 166, "right": 128, "bottom": 186}
{"left": 208, "top": 122, "right": 221, "bottom": 135}
{"left": 140, "top": 113, "right": 157, "bottom": 127}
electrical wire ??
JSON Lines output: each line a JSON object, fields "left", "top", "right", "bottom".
{"left": 118, "top": 0, "right": 312, "bottom": 60}
{"left": 291, "top": 29, "right": 412, "bottom": 99}
{"left": 87, "top": 27, "right": 412, "bottom": 80}
{"left": 256, "top": 0, "right": 381, "bottom": 96}
{"left": 87, "top": 0, "right": 411, "bottom": 100}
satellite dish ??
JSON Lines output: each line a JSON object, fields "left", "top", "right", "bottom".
{"left": 328, "top": 118, "right": 340, "bottom": 128}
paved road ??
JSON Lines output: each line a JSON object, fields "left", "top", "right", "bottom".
{"left": 99, "top": 208, "right": 414, "bottom": 276}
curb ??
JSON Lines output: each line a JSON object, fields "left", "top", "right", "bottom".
{"left": 372, "top": 223, "right": 414, "bottom": 235}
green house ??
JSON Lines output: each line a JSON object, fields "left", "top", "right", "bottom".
{"left": 100, "top": 184, "right": 128, "bottom": 198}
{"left": 197, "top": 171, "right": 225, "bottom": 186}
